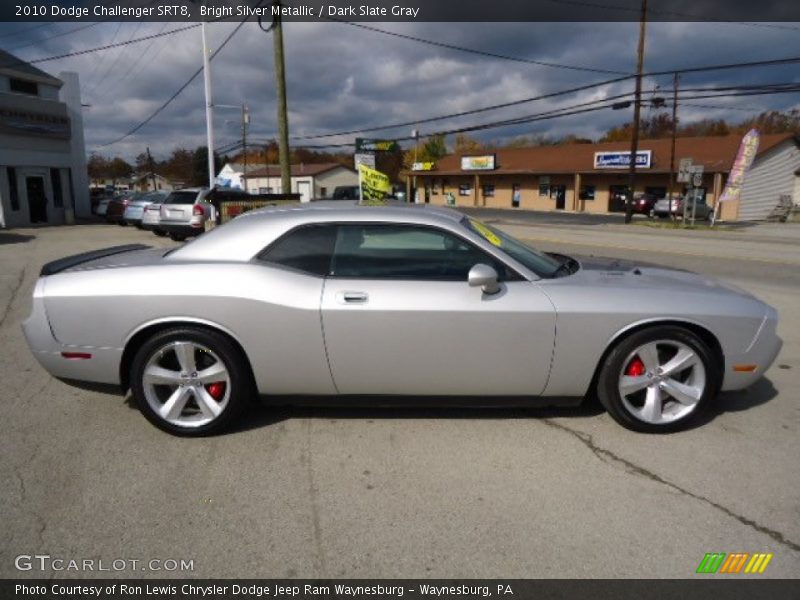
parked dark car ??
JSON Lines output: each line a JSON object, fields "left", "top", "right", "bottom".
{"left": 106, "top": 192, "right": 144, "bottom": 225}
{"left": 631, "top": 192, "right": 662, "bottom": 216}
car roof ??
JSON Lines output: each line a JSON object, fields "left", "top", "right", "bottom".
{"left": 169, "top": 202, "right": 468, "bottom": 263}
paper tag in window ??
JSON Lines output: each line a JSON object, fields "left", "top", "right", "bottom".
{"left": 471, "top": 220, "right": 502, "bottom": 247}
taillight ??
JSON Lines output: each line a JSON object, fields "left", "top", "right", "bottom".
{"left": 192, "top": 204, "right": 204, "bottom": 216}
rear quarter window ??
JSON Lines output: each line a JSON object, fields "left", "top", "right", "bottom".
{"left": 257, "top": 225, "right": 337, "bottom": 276}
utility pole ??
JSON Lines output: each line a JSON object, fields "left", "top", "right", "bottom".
{"left": 201, "top": 20, "right": 216, "bottom": 189}
{"left": 146, "top": 146, "right": 157, "bottom": 192}
{"left": 667, "top": 72, "right": 679, "bottom": 220}
{"left": 242, "top": 103, "right": 249, "bottom": 189}
{"left": 272, "top": 0, "right": 291, "bottom": 196}
{"left": 624, "top": 0, "right": 648, "bottom": 224}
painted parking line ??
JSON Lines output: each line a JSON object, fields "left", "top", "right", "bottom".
{"left": 520, "top": 235, "right": 800, "bottom": 266}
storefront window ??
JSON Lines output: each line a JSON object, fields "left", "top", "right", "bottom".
{"left": 7, "top": 167, "right": 19, "bottom": 211}
{"left": 431, "top": 180, "right": 439, "bottom": 194}
{"left": 512, "top": 184, "right": 521, "bottom": 208}
{"left": 579, "top": 185, "right": 596, "bottom": 200}
{"left": 482, "top": 184, "right": 495, "bottom": 198}
{"left": 459, "top": 184, "right": 472, "bottom": 196}
{"left": 50, "top": 169, "right": 63, "bottom": 208}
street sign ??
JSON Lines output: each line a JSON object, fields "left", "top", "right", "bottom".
{"left": 355, "top": 138, "right": 399, "bottom": 153}
{"left": 692, "top": 172, "right": 704, "bottom": 187}
{"left": 354, "top": 153, "right": 375, "bottom": 170}
{"left": 677, "top": 158, "right": 693, "bottom": 183}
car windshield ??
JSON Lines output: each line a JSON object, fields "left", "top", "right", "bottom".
{"left": 461, "top": 217, "right": 562, "bottom": 278}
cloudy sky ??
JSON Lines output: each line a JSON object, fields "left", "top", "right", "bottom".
{"left": 1, "top": 15, "right": 798, "bottom": 161}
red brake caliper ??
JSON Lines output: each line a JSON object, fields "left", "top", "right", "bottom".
{"left": 625, "top": 357, "right": 646, "bottom": 377}
{"left": 206, "top": 382, "right": 226, "bottom": 400}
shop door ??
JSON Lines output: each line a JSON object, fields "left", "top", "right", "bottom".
{"left": 552, "top": 185, "right": 566, "bottom": 210}
{"left": 26, "top": 176, "right": 48, "bottom": 224}
{"left": 609, "top": 185, "right": 629, "bottom": 213}
{"left": 297, "top": 181, "right": 311, "bottom": 202}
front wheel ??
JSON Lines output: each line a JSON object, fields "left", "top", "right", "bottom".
{"left": 596, "top": 326, "right": 720, "bottom": 433}
{"left": 130, "top": 327, "right": 252, "bottom": 436}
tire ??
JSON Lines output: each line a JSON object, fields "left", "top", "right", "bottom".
{"left": 596, "top": 326, "right": 720, "bottom": 433}
{"left": 130, "top": 327, "right": 253, "bottom": 436}
{"left": 154, "top": 229, "right": 167, "bottom": 237}
{"left": 169, "top": 233, "right": 186, "bottom": 241}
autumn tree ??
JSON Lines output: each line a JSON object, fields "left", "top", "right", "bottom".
{"left": 453, "top": 133, "right": 483, "bottom": 154}
{"left": 402, "top": 134, "right": 448, "bottom": 169}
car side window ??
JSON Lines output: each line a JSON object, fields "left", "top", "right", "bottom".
{"left": 330, "top": 224, "right": 519, "bottom": 281}
{"left": 258, "top": 225, "right": 337, "bottom": 276}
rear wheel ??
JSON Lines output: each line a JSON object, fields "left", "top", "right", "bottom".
{"left": 597, "top": 326, "right": 719, "bottom": 432}
{"left": 130, "top": 327, "right": 252, "bottom": 436}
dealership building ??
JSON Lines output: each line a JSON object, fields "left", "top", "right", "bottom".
{"left": 0, "top": 49, "right": 89, "bottom": 228}
{"left": 406, "top": 133, "right": 799, "bottom": 221}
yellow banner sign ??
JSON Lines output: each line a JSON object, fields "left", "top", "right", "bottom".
{"left": 358, "top": 164, "right": 392, "bottom": 200}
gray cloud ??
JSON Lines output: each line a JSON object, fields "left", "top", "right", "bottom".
{"left": 1, "top": 20, "right": 798, "bottom": 161}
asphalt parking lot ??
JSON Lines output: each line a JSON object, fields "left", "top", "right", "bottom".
{"left": 1, "top": 212, "right": 798, "bottom": 579}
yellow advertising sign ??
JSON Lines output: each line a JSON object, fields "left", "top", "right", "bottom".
{"left": 469, "top": 219, "right": 502, "bottom": 247}
{"left": 358, "top": 163, "right": 392, "bottom": 200}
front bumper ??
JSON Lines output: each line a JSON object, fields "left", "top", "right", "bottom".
{"left": 721, "top": 309, "right": 782, "bottom": 391}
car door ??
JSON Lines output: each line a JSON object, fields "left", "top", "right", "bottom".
{"left": 320, "top": 223, "right": 556, "bottom": 396}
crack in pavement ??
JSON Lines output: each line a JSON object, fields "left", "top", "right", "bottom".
{"left": 11, "top": 443, "right": 48, "bottom": 551}
{"left": 0, "top": 267, "right": 26, "bottom": 331}
{"left": 542, "top": 419, "right": 800, "bottom": 553}
{"left": 305, "top": 418, "right": 326, "bottom": 575}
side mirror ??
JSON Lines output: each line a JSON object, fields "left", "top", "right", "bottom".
{"left": 468, "top": 263, "right": 501, "bottom": 295}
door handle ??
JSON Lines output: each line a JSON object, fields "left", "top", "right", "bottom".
{"left": 338, "top": 291, "right": 369, "bottom": 304}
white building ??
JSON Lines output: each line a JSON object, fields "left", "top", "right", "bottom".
{"left": 737, "top": 135, "right": 800, "bottom": 221}
{"left": 130, "top": 173, "right": 174, "bottom": 193}
{"left": 216, "top": 162, "right": 266, "bottom": 190}
{"left": 0, "top": 49, "right": 89, "bottom": 228}
{"left": 242, "top": 162, "right": 358, "bottom": 202}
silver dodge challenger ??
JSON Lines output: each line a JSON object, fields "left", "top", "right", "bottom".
{"left": 23, "top": 203, "right": 781, "bottom": 435}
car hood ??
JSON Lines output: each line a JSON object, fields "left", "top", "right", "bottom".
{"left": 569, "top": 254, "right": 755, "bottom": 299}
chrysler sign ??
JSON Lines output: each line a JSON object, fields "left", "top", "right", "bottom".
{"left": 594, "top": 150, "right": 652, "bottom": 169}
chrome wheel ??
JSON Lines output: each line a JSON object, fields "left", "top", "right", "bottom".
{"left": 617, "top": 340, "right": 706, "bottom": 425}
{"left": 142, "top": 341, "right": 231, "bottom": 428}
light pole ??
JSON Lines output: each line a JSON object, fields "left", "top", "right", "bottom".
{"left": 201, "top": 20, "right": 216, "bottom": 189}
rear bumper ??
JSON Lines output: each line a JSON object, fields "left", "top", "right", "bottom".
{"left": 160, "top": 223, "right": 205, "bottom": 237}
{"left": 22, "top": 278, "right": 123, "bottom": 385}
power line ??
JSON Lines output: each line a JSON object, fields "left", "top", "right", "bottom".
{"left": 6, "top": 21, "right": 105, "bottom": 52}
{"left": 292, "top": 74, "right": 636, "bottom": 140}
{"left": 91, "top": 22, "right": 172, "bottom": 104}
{"left": 0, "top": 24, "right": 202, "bottom": 70}
{"left": 292, "top": 57, "right": 800, "bottom": 142}
{"left": 86, "top": 21, "right": 144, "bottom": 99}
{"left": 326, "top": 18, "right": 631, "bottom": 76}
{"left": 544, "top": 0, "right": 800, "bottom": 32}
{"left": 0, "top": 22, "right": 50, "bottom": 40}
{"left": 96, "top": 19, "right": 253, "bottom": 148}
{"left": 286, "top": 85, "right": 800, "bottom": 150}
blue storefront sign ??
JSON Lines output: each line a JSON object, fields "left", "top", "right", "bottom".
{"left": 594, "top": 150, "right": 652, "bottom": 169}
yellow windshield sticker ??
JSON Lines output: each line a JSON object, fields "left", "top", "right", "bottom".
{"left": 471, "top": 220, "right": 502, "bottom": 247}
